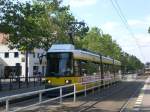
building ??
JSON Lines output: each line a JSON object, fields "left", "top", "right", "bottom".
{"left": 0, "top": 59, "right": 4, "bottom": 77}
{"left": 145, "top": 63, "right": 150, "bottom": 75}
{"left": 0, "top": 33, "right": 46, "bottom": 77}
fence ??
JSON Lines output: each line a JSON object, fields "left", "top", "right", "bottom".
{"left": 0, "top": 77, "right": 120, "bottom": 112}
{"left": 0, "top": 76, "right": 44, "bottom": 91}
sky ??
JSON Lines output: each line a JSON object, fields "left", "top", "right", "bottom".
{"left": 62, "top": 0, "right": 150, "bottom": 63}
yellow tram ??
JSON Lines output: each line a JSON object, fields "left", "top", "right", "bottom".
{"left": 45, "top": 44, "right": 121, "bottom": 92}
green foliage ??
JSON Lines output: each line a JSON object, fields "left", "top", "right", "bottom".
{"left": 0, "top": 0, "right": 76, "bottom": 51}
{"left": 148, "top": 27, "right": 150, "bottom": 33}
{"left": 0, "top": 0, "right": 143, "bottom": 73}
{"left": 79, "top": 27, "right": 144, "bottom": 72}
{"left": 79, "top": 27, "right": 121, "bottom": 59}
{"left": 120, "top": 52, "right": 144, "bottom": 73}
{"left": 0, "top": 0, "right": 40, "bottom": 51}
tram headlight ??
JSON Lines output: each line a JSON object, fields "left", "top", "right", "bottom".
{"left": 65, "top": 80, "right": 69, "bottom": 84}
{"left": 65, "top": 80, "right": 71, "bottom": 84}
{"left": 48, "top": 80, "right": 51, "bottom": 84}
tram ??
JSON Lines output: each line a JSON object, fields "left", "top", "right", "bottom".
{"left": 145, "top": 68, "right": 150, "bottom": 75}
{"left": 45, "top": 44, "right": 121, "bottom": 92}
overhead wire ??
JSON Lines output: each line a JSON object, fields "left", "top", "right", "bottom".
{"left": 110, "top": 0, "right": 146, "bottom": 62}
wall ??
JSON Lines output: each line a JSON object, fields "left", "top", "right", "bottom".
{"left": 0, "top": 45, "right": 46, "bottom": 77}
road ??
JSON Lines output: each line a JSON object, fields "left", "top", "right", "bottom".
{"left": 5, "top": 75, "right": 145, "bottom": 112}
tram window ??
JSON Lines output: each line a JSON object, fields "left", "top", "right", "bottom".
{"left": 5, "top": 52, "right": 9, "bottom": 58}
{"left": 46, "top": 52, "right": 73, "bottom": 77}
{"left": 80, "top": 61, "right": 87, "bottom": 76}
{"left": 74, "top": 60, "right": 80, "bottom": 76}
{"left": 115, "top": 66, "right": 119, "bottom": 74}
{"left": 103, "top": 64, "right": 107, "bottom": 73}
{"left": 74, "top": 60, "right": 101, "bottom": 77}
{"left": 81, "top": 61, "right": 100, "bottom": 76}
{"left": 109, "top": 64, "right": 113, "bottom": 74}
{"left": 88, "top": 62, "right": 99, "bottom": 75}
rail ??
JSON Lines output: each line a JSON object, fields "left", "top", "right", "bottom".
{"left": 0, "top": 77, "right": 120, "bottom": 112}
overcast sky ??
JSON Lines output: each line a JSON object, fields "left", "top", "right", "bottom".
{"left": 62, "top": 0, "right": 150, "bottom": 63}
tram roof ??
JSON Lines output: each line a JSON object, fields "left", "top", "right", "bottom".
{"left": 48, "top": 44, "right": 121, "bottom": 65}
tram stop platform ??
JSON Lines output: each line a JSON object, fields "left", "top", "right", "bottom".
{"left": 133, "top": 76, "right": 150, "bottom": 112}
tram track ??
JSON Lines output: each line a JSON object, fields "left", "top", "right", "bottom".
{"left": 59, "top": 78, "right": 145, "bottom": 112}
{"left": 118, "top": 82, "right": 143, "bottom": 112}
{"left": 118, "top": 76, "right": 148, "bottom": 112}
{"left": 0, "top": 76, "right": 146, "bottom": 112}
{"left": 16, "top": 78, "right": 144, "bottom": 112}
{"left": 77, "top": 83, "right": 128, "bottom": 112}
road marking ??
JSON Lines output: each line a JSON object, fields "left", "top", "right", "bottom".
{"left": 135, "top": 101, "right": 142, "bottom": 105}
{"left": 133, "top": 77, "right": 150, "bottom": 111}
{"left": 133, "top": 108, "right": 140, "bottom": 111}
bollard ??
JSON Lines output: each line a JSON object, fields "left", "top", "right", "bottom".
{"left": 39, "top": 92, "right": 42, "bottom": 103}
{"left": 6, "top": 99, "right": 9, "bottom": 112}
{"left": 108, "top": 79, "right": 110, "bottom": 88}
{"left": 98, "top": 81, "right": 101, "bottom": 92}
{"left": 84, "top": 83, "right": 87, "bottom": 97}
{"left": 92, "top": 83, "right": 95, "bottom": 94}
{"left": 73, "top": 84, "right": 76, "bottom": 102}
{"left": 103, "top": 79, "right": 105, "bottom": 89}
{"left": 60, "top": 87, "right": 63, "bottom": 104}
{"left": 9, "top": 77, "right": 12, "bottom": 90}
{"left": 34, "top": 77, "right": 36, "bottom": 87}
{"left": 0, "top": 78, "right": 2, "bottom": 91}
{"left": 18, "top": 77, "right": 21, "bottom": 89}
{"left": 40, "top": 76, "right": 42, "bottom": 86}
{"left": 26, "top": 77, "right": 29, "bottom": 88}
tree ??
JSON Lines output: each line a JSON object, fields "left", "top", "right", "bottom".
{"left": 148, "top": 27, "right": 150, "bottom": 33}
{"left": 120, "top": 52, "right": 144, "bottom": 74}
{"left": 0, "top": 0, "right": 77, "bottom": 80}
{"left": 0, "top": 0, "right": 41, "bottom": 81}
{"left": 32, "top": 0, "right": 77, "bottom": 50}
{"left": 78, "top": 27, "right": 144, "bottom": 73}
{"left": 80, "top": 27, "right": 121, "bottom": 59}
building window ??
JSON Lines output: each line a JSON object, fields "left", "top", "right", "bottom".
{"left": 4, "top": 52, "right": 9, "bottom": 58}
{"left": 14, "top": 52, "right": 19, "bottom": 58}
{"left": 33, "top": 53, "right": 35, "bottom": 58}
{"left": 37, "top": 53, "right": 40, "bottom": 58}
{"left": 21, "top": 57, "right": 25, "bottom": 62}
{"left": 33, "top": 66, "right": 39, "bottom": 76}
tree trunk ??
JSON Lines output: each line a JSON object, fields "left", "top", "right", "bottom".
{"left": 25, "top": 50, "right": 28, "bottom": 83}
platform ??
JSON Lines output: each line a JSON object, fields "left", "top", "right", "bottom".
{"left": 133, "top": 76, "right": 150, "bottom": 112}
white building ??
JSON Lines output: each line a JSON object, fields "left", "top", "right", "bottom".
{"left": 0, "top": 61, "right": 4, "bottom": 77}
{"left": 0, "top": 34, "right": 46, "bottom": 77}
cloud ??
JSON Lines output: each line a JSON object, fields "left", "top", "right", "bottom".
{"left": 127, "top": 16, "right": 150, "bottom": 30}
{"left": 68, "top": 0, "right": 98, "bottom": 7}
{"left": 128, "top": 20, "right": 144, "bottom": 27}
{"left": 102, "top": 21, "right": 128, "bottom": 39}
{"left": 101, "top": 18, "right": 150, "bottom": 62}
{"left": 102, "top": 21, "right": 120, "bottom": 31}
{"left": 135, "top": 34, "right": 150, "bottom": 46}
{"left": 145, "top": 15, "right": 150, "bottom": 22}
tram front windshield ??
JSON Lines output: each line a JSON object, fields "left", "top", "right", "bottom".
{"left": 46, "top": 52, "right": 72, "bottom": 77}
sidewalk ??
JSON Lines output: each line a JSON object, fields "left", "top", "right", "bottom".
{"left": 140, "top": 76, "right": 150, "bottom": 112}
{"left": 0, "top": 85, "right": 44, "bottom": 98}
{"left": 133, "top": 76, "right": 150, "bottom": 112}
